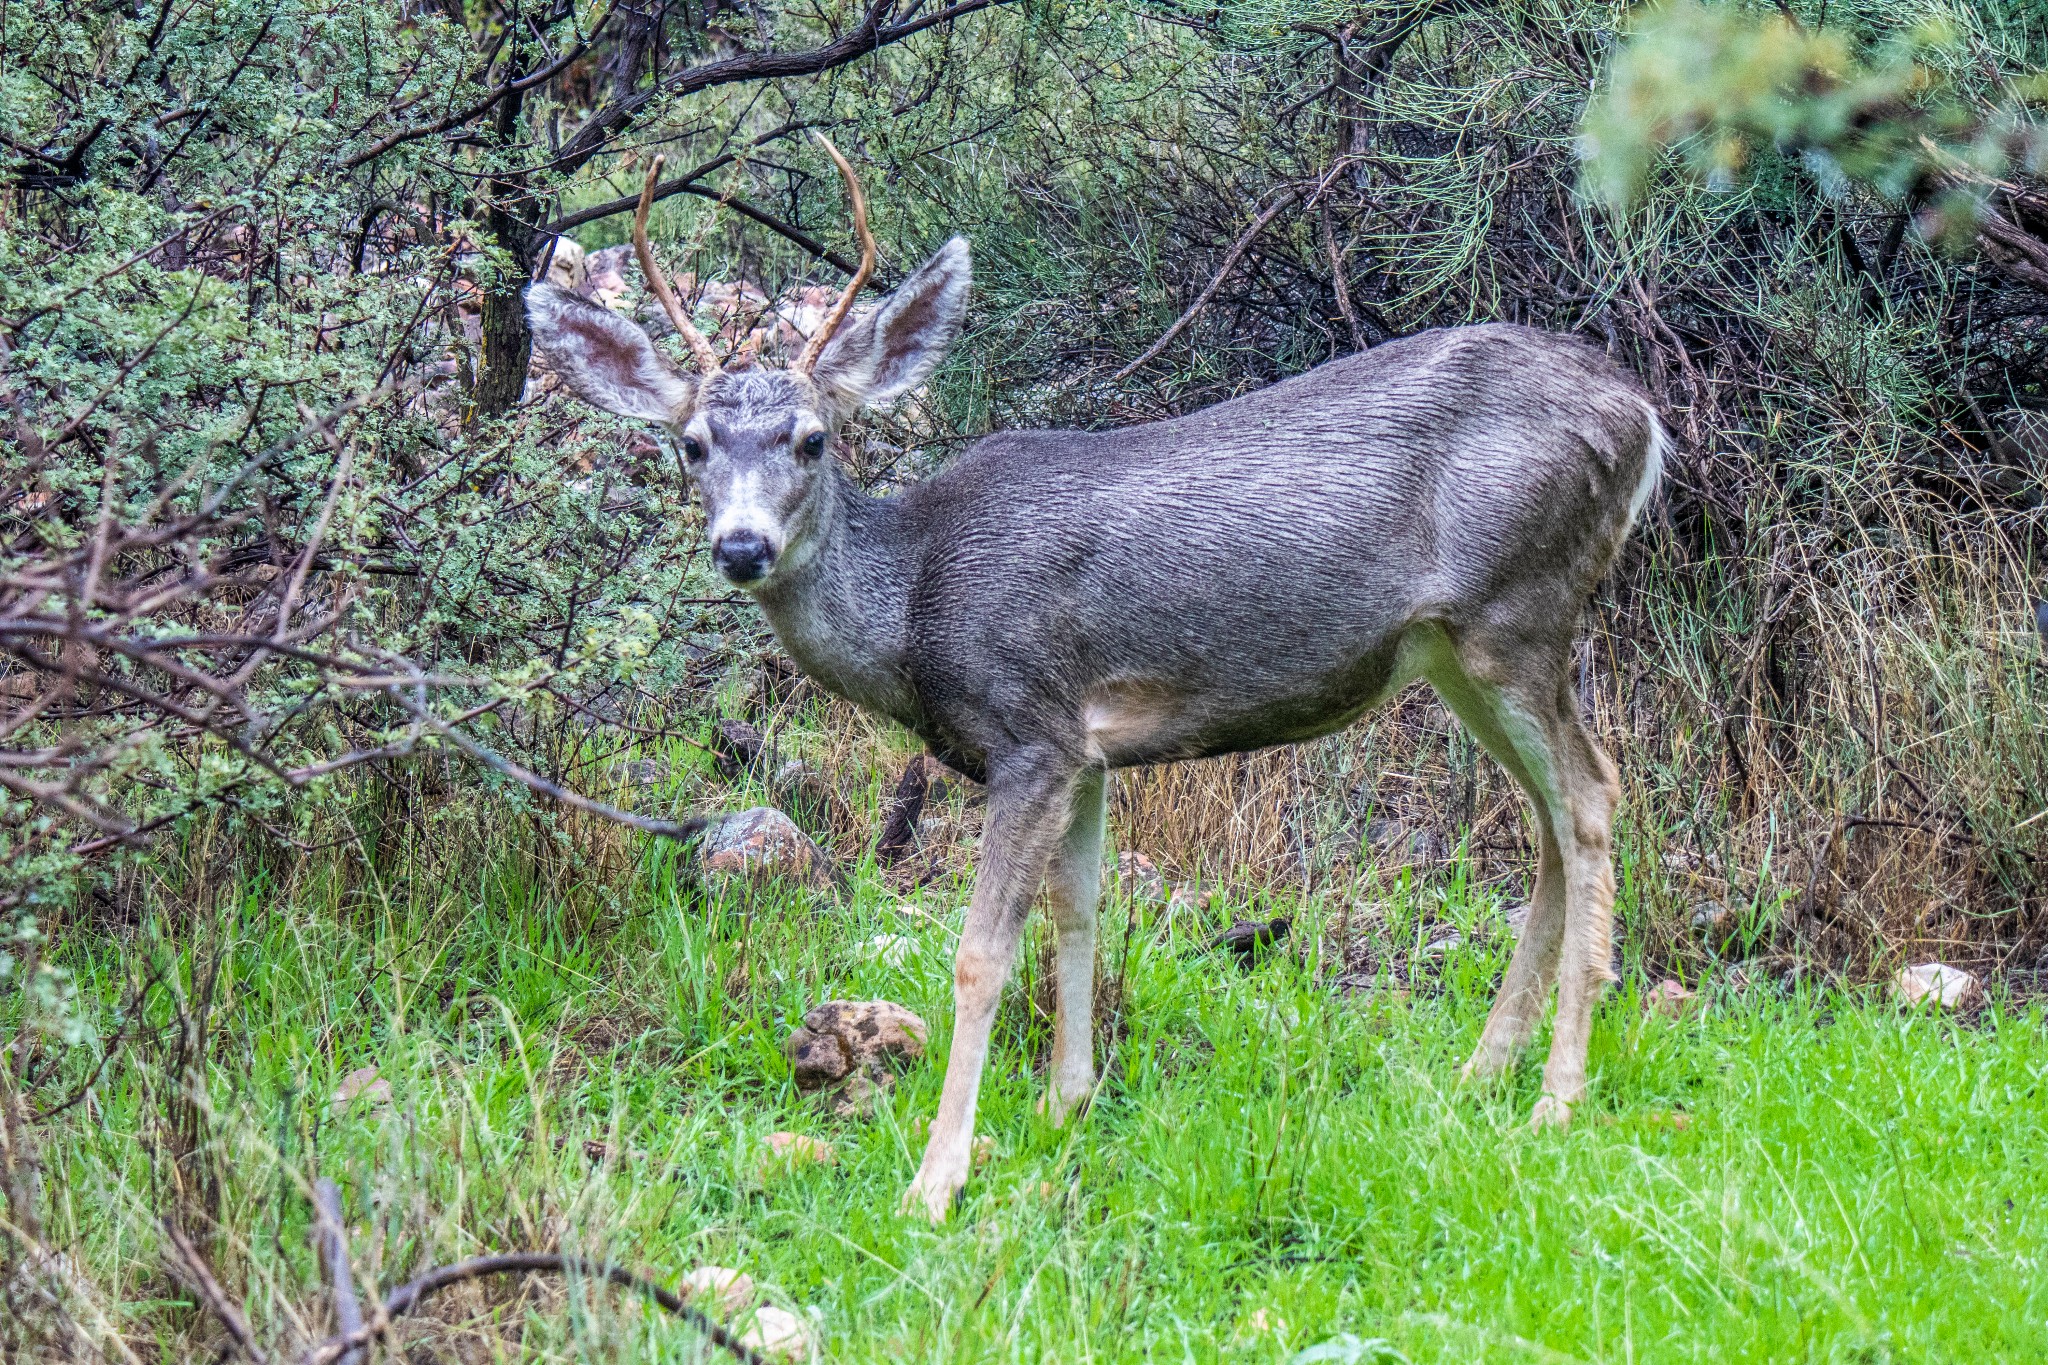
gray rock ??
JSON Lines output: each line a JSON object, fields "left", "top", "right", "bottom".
{"left": 1364, "top": 817, "right": 1407, "bottom": 851}
{"left": 700, "top": 807, "right": 832, "bottom": 888}
{"left": 609, "top": 757, "right": 671, "bottom": 789}
{"left": 1364, "top": 818, "right": 1446, "bottom": 864}
{"left": 1691, "top": 900, "right": 1735, "bottom": 940}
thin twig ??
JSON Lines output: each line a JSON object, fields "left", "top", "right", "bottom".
{"left": 161, "top": 1219, "right": 270, "bottom": 1365}
{"left": 397, "top": 692, "right": 708, "bottom": 841}
{"left": 543, "top": 120, "right": 812, "bottom": 235}
{"left": 1113, "top": 188, "right": 1305, "bottom": 382}
{"left": 1320, "top": 200, "right": 1366, "bottom": 353}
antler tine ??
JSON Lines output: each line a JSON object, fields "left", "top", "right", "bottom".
{"left": 793, "top": 133, "right": 877, "bottom": 375}
{"left": 632, "top": 155, "right": 722, "bottom": 377}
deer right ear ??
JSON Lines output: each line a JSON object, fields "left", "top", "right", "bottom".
{"left": 524, "top": 282, "right": 698, "bottom": 423}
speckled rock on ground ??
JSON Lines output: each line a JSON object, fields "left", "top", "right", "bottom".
{"left": 782, "top": 999, "right": 928, "bottom": 1116}
{"left": 699, "top": 807, "right": 833, "bottom": 889}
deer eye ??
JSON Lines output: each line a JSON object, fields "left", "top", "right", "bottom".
{"left": 681, "top": 437, "right": 706, "bottom": 464}
{"left": 797, "top": 431, "right": 827, "bottom": 462}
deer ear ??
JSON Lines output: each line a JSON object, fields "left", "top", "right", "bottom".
{"left": 524, "top": 282, "right": 697, "bottom": 423}
{"left": 813, "top": 237, "right": 970, "bottom": 410}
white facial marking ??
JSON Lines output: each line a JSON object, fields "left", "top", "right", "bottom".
{"left": 708, "top": 468, "right": 779, "bottom": 549}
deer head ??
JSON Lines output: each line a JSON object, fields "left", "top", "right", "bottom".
{"left": 525, "top": 136, "right": 970, "bottom": 586}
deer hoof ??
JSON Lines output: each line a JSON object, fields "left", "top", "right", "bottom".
{"left": 1458, "top": 1046, "right": 1512, "bottom": 1086}
{"left": 900, "top": 1166, "right": 964, "bottom": 1223}
{"left": 1528, "top": 1094, "right": 1573, "bottom": 1131}
{"left": 1036, "top": 1082, "right": 1091, "bottom": 1127}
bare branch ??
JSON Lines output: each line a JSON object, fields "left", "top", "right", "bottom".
{"left": 310, "top": 1181, "right": 365, "bottom": 1365}
{"left": 301, "top": 1253, "right": 772, "bottom": 1365}
{"left": 161, "top": 1219, "right": 270, "bottom": 1365}
{"left": 548, "top": 0, "right": 1019, "bottom": 180}
{"left": 1112, "top": 188, "right": 1307, "bottom": 383}
{"left": 339, "top": 6, "right": 617, "bottom": 169}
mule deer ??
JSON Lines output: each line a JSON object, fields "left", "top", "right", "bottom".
{"left": 526, "top": 139, "right": 1666, "bottom": 1220}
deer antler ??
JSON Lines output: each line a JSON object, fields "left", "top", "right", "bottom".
{"left": 793, "top": 133, "right": 877, "bottom": 375}
{"left": 632, "top": 155, "right": 723, "bottom": 377}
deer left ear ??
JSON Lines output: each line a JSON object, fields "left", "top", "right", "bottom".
{"left": 525, "top": 282, "right": 699, "bottom": 423}
{"left": 813, "top": 237, "right": 970, "bottom": 412}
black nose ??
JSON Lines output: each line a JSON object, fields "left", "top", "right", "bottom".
{"left": 713, "top": 531, "right": 775, "bottom": 583}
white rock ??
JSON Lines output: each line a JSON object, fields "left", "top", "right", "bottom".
{"left": 1893, "top": 962, "right": 1981, "bottom": 1010}
{"left": 541, "top": 237, "right": 586, "bottom": 289}
{"left": 740, "top": 1305, "right": 813, "bottom": 1360}
{"left": 679, "top": 1265, "right": 755, "bottom": 1317}
{"left": 1242, "top": 1306, "right": 1288, "bottom": 1339}
{"left": 863, "top": 933, "right": 917, "bottom": 967}
{"left": 330, "top": 1066, "right": 391, "bottom": 1116}
{"left": 1691, "top": 900, "right": 1734, "bottom": 934}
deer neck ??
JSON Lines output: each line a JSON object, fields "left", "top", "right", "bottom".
{"left": 749, "top": 466, "right": 919, "bottom": 725}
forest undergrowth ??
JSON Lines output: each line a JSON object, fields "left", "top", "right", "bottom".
{"left": 17, "top": 751, "right": 2048, "bottom": 1363}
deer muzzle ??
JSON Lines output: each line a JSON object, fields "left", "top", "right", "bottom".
{"left": 712, "top": 529, "right": 777, "bottom": 584}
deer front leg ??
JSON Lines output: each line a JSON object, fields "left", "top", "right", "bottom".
{"left": 1040, "top": 769, "right": 1106, "bottom": 1126}
{"left": 903, "top": 752, "right": 1077, "bottom": 1222}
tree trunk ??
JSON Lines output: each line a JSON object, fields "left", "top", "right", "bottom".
{"left": 474, "top": 69, "right": 536, "bottom": 419}
{"left": 475, "top": 209, "right": 536, "bottom": 418}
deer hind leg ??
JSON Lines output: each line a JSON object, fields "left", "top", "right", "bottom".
{"left": 1425, "top": 638, "right": 1616, "bottom": 1123}
{"left": 1532, "top": 688, "right": 1621, "bottom": 1127}
{"left": 1040, "top": 767, "right": 1106, "bottom": 1126}
{"left": 903, "top": 749, "right": 1078, "bottom": 1222}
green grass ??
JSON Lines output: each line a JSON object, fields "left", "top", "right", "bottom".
{"left": 32, "top": 839, "right": 2048, "bottom": 1364}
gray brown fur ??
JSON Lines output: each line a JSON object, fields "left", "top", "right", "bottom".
{"left": 525, "top": 235, "right": 1665, "bottom": 1220}
{"left": 759, "top": 324, "right": 1656, "bottom": 780}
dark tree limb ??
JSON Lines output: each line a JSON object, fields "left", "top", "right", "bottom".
{"left": 339, "top": 8, "right": 616, "bottom": 170}
{"left": 876, "top": 754, "right": 935, "bottom": 866}
{"left": 393, "top": 689, "right": 709, "bottom": 840}
{"left": 1319, "top": 200, "right": 1366, "bottom": 352}
{"left": 543, "top": 120, "right": 812, "bottom": 234}
{"left": 547, "top": 0, "right": 1019, "bottom": 181}
{"left": 1112, "top": 187, "right": 1306, "bottom": 382}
